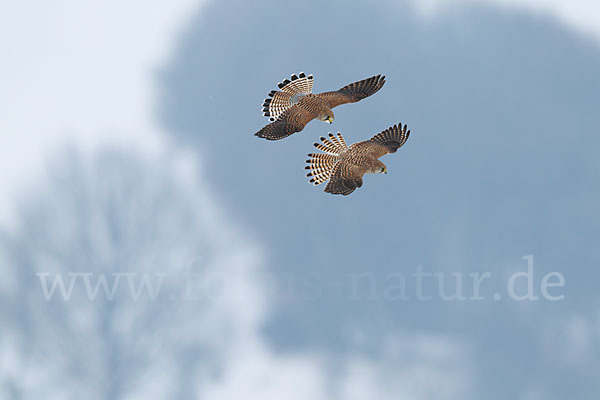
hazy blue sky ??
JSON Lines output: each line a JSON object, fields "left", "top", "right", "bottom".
{"left": 1, "top": 0, "right": 599, "bottom": 399}
{"left": 157, "top": 1, "right": 600, "bottom": 398}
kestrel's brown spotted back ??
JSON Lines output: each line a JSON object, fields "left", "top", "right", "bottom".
{"left": 305, "top": 123, "right": 411, "bottom": 195}
{"left": 255, "top": 73, "right": 386, "bottom": 140}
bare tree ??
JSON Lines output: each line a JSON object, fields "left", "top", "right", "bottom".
{"left": 0, "top": 148, "right": 264, "bottom": 400}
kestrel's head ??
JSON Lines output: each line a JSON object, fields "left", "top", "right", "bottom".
{"left": 318, "top": 109, "right": 335, "bottom": 124}
{"left": 370, "top": 160, "right": 388, "bottom": 174}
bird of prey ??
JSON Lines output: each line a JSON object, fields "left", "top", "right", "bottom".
{"left": 305, "top": 123, "right": 410, "bottom": 195}
{"left": 255, "top": 73, "right": 386, "bottom": 140}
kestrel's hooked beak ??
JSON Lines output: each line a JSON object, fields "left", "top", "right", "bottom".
{"left": 383, "top": 167, "right": 388, "bottom": 174}
{"left": 326, "top": 116, "right": 334, "bottom": 124}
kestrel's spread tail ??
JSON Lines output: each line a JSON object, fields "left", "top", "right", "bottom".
{"left": 255, "top": 73, "right": 386, "bottom": 140}
{"left": 306, "top": 123, "right": 411, "bottom": 195}
{"left": 305, "top": 133, "right": 348, "bottom": 185}
{"left": 262, "top": 72, "right": 314, "bottom": 121}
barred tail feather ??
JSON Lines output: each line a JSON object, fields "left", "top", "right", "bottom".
{"left": 262, "top": 72, "right": 313, "bottom": 121}
{"left": 312, "top": 132, "right": 348, "bottom": 155}
{"left": 305, "top": 132, "right": 348, "bottom": 185}
{"left": 262, "top": 92, "right": 293, "bottom": 122}
{"left": 278, "top": 72, "right": 313, "bottom": 94}
{"left": 369, "top": 123, "right": 410, "bottom": 153}
{"left": 305, "top": 153, "right": 338, "bottom": 185}
{"left": 333, "top": 132, "right": 347, "bottom": 148}
{"left": 328, "top": 132, "right": 343, "bottom": 149}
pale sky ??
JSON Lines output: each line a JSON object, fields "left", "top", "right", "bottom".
{"left": 415, "top": 0, "right": 600, "bottom": 46}
{"left": 1, "top": 0, "right": 598, "bottom": 227}
{"left": 0, "top": 0, "right": 202, "bottom": 227}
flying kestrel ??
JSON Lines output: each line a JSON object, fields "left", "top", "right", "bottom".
{"left": 305, "top": 123, "right": 410, "bottom": 195}
{"left": 255, "top": 73, "right": 386, "bottom": 140}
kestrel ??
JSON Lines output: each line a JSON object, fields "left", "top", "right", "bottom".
{"left": 255, "top": 73, "right": 386, "bottom": 140}
{"left": 305, "top": 123, "right": 410, "bottom": 195}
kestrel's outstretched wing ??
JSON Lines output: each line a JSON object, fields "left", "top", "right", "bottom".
{"left": 316, "top": 75, "right": 386, "bottom": 109}
{"left": 255, "top": 105, "right": 315, "bottom": 140}
{"left": 306, "top": 123, "right": 411, "bottom": 195}
{"left": 352, "top": 123, "right": 411, "bottom": 159}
